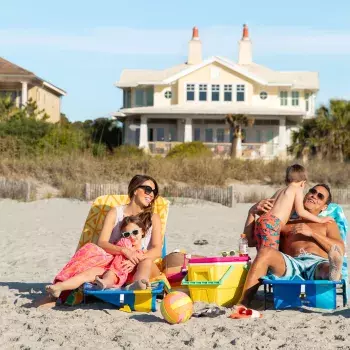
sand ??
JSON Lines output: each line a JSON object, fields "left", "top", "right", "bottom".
{"left": 0, "top": 198, "right": 350, "bottom": 350}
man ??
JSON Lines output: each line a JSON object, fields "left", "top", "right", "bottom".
{"left": 240, "top": 184, "right": 344, "bottom": 306}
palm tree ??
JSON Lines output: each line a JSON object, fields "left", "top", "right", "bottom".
{"left": 225, "top": 114, "right": 254, "bottom": 158}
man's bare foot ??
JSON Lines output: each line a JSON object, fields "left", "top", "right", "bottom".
{"left": 125, "top": 279, "right": 150, "bottom": 290}
{"left": 95, "top": 276, "right": 109, "bottom": 290}
{"left": 328, "top": 245, "right": 343, "bottom": 281}
{"left": 45, "top": 284, "right": 61, "bottom": 298}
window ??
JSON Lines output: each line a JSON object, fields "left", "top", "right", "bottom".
{"left": 156, "top": 128, "right": 165, "bottom": 141}
{"left": 146, "top": 87, "right": 154, "bottom": 106}
{"left": 164, "top": 91, "right": 172, "bottom": 99}
{"left": 169, "top": 127, "right": 176, "bottom": 141}
{"left": 205, "top": 128, "right": 213, "bottom": 142}
{"left": 135, "top": 88, "right": 144, "bottom": 107}
{"left": 280, "top": 91, "right": 288, "bottom": 106}
{"left": 211, "top": 85, "right": 220, "bottom": 101}
{"left": 305, "top": 92, "right": 310, "bottom": 112}
{"left": 224, "top": 85, "right": 232, "bottom": 101}
{"left": 194, "top": 128, "right": 201, "bottom": 141}
{"left": 186, "top": 84, "right": 195, "bottom": 101}
{"left": 148, "top": 128, "right": 154, "bottom": 142}
{"left": 236, "top": 85, "right": 245, "bottom": 102}
{"left": 292, "top": 91, "right": 299, "bottom": 106}
{"left": 217, "top": 128, "right": 225, "bottom": 142}
{"left": 199, "top": 84, "right": 207, "bottom": 101}
{"left": 260, "top": 91, "right": 268, "bottom": 100}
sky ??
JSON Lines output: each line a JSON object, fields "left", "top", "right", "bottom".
{"left": 1, "top": 0, "right": 350, "bottom": 121}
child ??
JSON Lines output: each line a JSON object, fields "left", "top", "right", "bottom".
{"left": 254, "top": 164, "right": 334, "bottom": 250}
{"left": 94, "top": 216, "right": 152, "bottom": 290}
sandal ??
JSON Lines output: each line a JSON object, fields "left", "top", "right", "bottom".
{"left": 194, "top": 239, "right": 209, "bottom": 246}
{"left": 192, "top": 306, "right": 226, "bottom": 318}
{"left": 229, "top": 306, "right": 262, "bottom": 319}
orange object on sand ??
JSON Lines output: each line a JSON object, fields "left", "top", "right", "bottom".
{"left": 229, "top": 306, "right": 263, "bottom": 319}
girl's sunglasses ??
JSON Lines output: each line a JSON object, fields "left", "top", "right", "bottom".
{"left": 308, "top": 188, "right": 325, "bottom": 201}
{"left": 121, "top": 229, "right": 140, "bottom": 238}
{"left": 138, "top": 185, "right": 157, "bottom": 196}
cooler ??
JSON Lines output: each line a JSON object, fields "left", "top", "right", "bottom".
{"left": 181, "top": 256, "right": 250, "bottom": 307}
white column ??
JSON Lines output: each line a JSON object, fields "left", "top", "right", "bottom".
{"left": 139, "top": 116, "right": 149, "bottom": 149}
{"left": 21, "top": 81, "right": 28, "bottom": 107}
{"left": 184, "top": 118, "right": 193, "bottom": 142}
{"left": 278, "top": 116, "right": 287, "bottom": 159}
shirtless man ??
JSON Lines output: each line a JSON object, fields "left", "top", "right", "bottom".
{"left": 239, "top": 184, "right": 344, "bottom": 306}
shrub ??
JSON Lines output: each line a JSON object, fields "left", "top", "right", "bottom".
{"left": 166, "top": 142, "right": 212, "bottom": 159}
{"left": 114, "top": 145, "right": 145, "bottom": 158}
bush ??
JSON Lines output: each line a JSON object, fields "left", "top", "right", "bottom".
{"left": 166, "top": 142, "right": 212, "bottom": 159}
{"left": 114, "top": 145, "right": 145, "bottom": 158}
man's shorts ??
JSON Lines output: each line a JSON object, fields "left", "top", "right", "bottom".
{"left": 267, "top": 252, "right": 329, "bottom": 281}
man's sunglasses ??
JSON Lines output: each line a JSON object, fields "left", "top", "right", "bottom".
{"left": 308, "top": 188, "right": 325, "bottom": 201}
{"left": 138, "top": 185, "right": 157, "bottom": 196}
{"left": 121, "top": 229, "right": 140, "bottom": 238}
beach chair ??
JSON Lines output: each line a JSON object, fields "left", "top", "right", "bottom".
{"left": 262, "top": 203, "right": 349, "bottom": 310}
{"left": 76, "top": 194, "right": 170, "bottom": 311}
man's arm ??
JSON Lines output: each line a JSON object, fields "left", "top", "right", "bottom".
{"left": 294, "top": 222, "right": 345, "bottom": 255}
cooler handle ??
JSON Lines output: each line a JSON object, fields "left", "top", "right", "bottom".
{"left": 181, "top": 265, "right": 235, "bottom": 286}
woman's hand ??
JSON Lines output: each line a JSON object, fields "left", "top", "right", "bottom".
{"left": 250, "top": 198, "right": 275, "bottom": 215}
{"left": 121, "top": 248, "right": 145, "bottom": 264}
{"left": 120, "top": 260, "right": 136, "bottom": 273}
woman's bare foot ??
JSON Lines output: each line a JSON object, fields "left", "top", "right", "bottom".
{"left": 95, "top": 276, "right": 109, "bottom": 290}
{"left": 45, "top": 284, "right": 61, "bottom": 298}
{"left": 328, "top": 245, "right": 343, "bottom": 281}
{"left": 125, "top": 279, "right": 150, "bottom": 290}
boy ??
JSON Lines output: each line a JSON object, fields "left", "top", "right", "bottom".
{"left": 254, "top": 164, "right": 334, "bottom": 250}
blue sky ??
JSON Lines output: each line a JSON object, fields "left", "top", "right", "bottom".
{"left": 1, "top": 0, "right": 350, "bottom": 121}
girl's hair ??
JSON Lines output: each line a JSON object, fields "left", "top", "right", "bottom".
{"left": 120, "top": 215, "right": 146, "bottom": 237}
{"left": 128, "top": 174, "right": 159, "bottom": 231}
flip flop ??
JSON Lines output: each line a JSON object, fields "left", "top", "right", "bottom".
{"left": 193, "top": 306, "right": 226, "bottom": 318}
{"left": 193, "top": 239, "right": 209, "bottom": 246}
{"left": 229, "top": 306, "right": 262, "bottom": 319}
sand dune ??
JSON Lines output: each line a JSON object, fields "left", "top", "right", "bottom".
{"left": 0, "top": 199, "right": 349, "bottom": 350}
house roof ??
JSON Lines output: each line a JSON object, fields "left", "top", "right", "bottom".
{"left": 0, "top": 56, "right": 66, "bottom": 96}
{"left": 115, "top": 56, "right": 319, "bottom": 90}
{"left": 118, "top": 104, "right": 305, "bottom": 117}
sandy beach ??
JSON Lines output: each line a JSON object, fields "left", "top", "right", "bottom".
{"left": 0, "top": 198, "right": 349, "bottom": 350}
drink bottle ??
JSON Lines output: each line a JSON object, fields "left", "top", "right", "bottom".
{"left": 239, "top": 234, "right": 248, "bottom": 257}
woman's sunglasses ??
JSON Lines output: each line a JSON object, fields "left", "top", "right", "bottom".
{"left": 308, "top": 188, "right": 325, "bottom": 201}
{"left": 121, "top": 229, "right": 140, "bottom": 238}
{"left": 138, "top": 185, "right": 157, "bottom": 196}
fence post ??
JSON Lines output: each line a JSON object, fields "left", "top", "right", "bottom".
{"left": 85, "top": 183, "right": 90, "bottom": 201}
{"left": 229, "top": 186, "right": 236, "bottom": 208}
{"left": 25, "top": 181, "right": 31, "bottom": 202}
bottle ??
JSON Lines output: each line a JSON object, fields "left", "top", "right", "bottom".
{"left": 239, "top": 234, "right": 248, "bottom": 257}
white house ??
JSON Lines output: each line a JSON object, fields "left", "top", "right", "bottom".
{"left": 114, "top": 25, "right": 319, "bottom": 158}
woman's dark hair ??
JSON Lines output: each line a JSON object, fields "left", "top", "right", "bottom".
{"left": 285, "top": 164, "right": 307, "bottom": 184}
{"left": 313, "top": 183, "right": 332, "bottom": 205}
{"left": 120, "top": 215, "right": 146, "bottom": 237}
{"left": 128, "top": 174, "right": 159, "bottom": 231}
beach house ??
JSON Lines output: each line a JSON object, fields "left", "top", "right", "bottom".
{"left": 114, "top": 25, "right": 319, "bottom": 159}
{"left": 0, "top": 57, "right": 66, "bottom": 123}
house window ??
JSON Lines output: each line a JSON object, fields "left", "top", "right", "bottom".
{"left": 135, "top": 88, "right": 144, "bottom": 107}
{"left": 224, "top": 85, "right": 232, "bottom": 101}
{"left": 236, "top": 85, "right": 245, "bottom": 102}
{"left": 199, "top": 84, "right": 207, "bottom": 101}
{"left": 305, "top": 92, "right": 310, "bottom": 111}
{"left": 169, "top": 127, "right": 176, "bottom": 141}
{"left": 217, "top": 128, "right": 225, "bottom": 142}
{"left": 186, "top": 84, "right": 195, "bottom": 101}
{"left": 211, "top": 85, "right": 220, "bottom": 101}
{"left": 164, "top": 91, "right": 172, "bottom": 99}
{"left": 146, "top": 87, "right": 154, "bottom": 106}
{"left": 292, "top": 91, "right": 299, "bottom": 106}
{"left": 156, "top": 128, "right": 165, "bottom": 141}
{"left": 123, "top": 89, "right": 131, "bottom": 108}
{"left": 260, "top": 91, "right": 268, "bottom": 100}
{"left": 205, "top": 128, "right": 213, "bottom": 142}
{"left": 194, "top": 128, "right": 201, "bottom": 141}
{"left": 280, "top": 91, "right": 288, "bottom": 106}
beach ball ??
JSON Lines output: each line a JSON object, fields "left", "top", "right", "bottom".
{"left": 160, "top": 291, "right": 193, "bottom": 324}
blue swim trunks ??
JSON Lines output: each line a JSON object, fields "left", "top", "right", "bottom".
{"left": 267, "top": 252, "right": 329, "bottom": 281}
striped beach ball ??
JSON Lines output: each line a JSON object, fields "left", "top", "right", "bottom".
{"left": 160, "top": 291, "right": 193, "bottom": 324}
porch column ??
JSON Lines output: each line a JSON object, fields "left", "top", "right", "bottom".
{"left": 21, "top": 81, "right": 28, "bottom": 107}
{"left": 278, "top": 116, "right": 287, "bottom": 159}
{"left": 139, "top": 115, "right": 149, "bottom": 149}
{"left": 184, "top": 117, "right": 192, "bottom": 142}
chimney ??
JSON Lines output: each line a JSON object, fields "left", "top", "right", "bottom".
{"left": 238, "top": 24, "right": 252, "bottom": 65}
{"left": 187, "top": 26, "right": 202, "bottom": 65}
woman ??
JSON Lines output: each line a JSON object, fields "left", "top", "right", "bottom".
{"left": 46, "top": 174, "right": 162, "bottom": 300}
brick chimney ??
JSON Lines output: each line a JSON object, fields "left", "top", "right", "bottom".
{"left": 187, "top": 26, "right": 202, "bottom": 65}
{"left": 238, "top": 24, "right": 252, "bottom": 65}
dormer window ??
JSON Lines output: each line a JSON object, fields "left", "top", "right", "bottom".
{"left": 211, "top": 85, "right": 220, "bottom": 101}
{"left": 186, "top": 84, "right": 195, "bottom": 101}
{"left": 199, "top": 84, "right": 207, "bottom": 101}
{"left": 292, "top": 91, "right": 299, "bottom": 106}
{"left": 164, "top": 91, "right": 172, "bottom": 99}
{"left": 236, "top": 85, "right": 245, "bottom": 102}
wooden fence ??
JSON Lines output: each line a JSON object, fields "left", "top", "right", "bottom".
{"left": 84, "top": 183, "right": 350, "bottom": 207}
{"left": 0, "top": 178, "right": 34, "bottom": 201}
